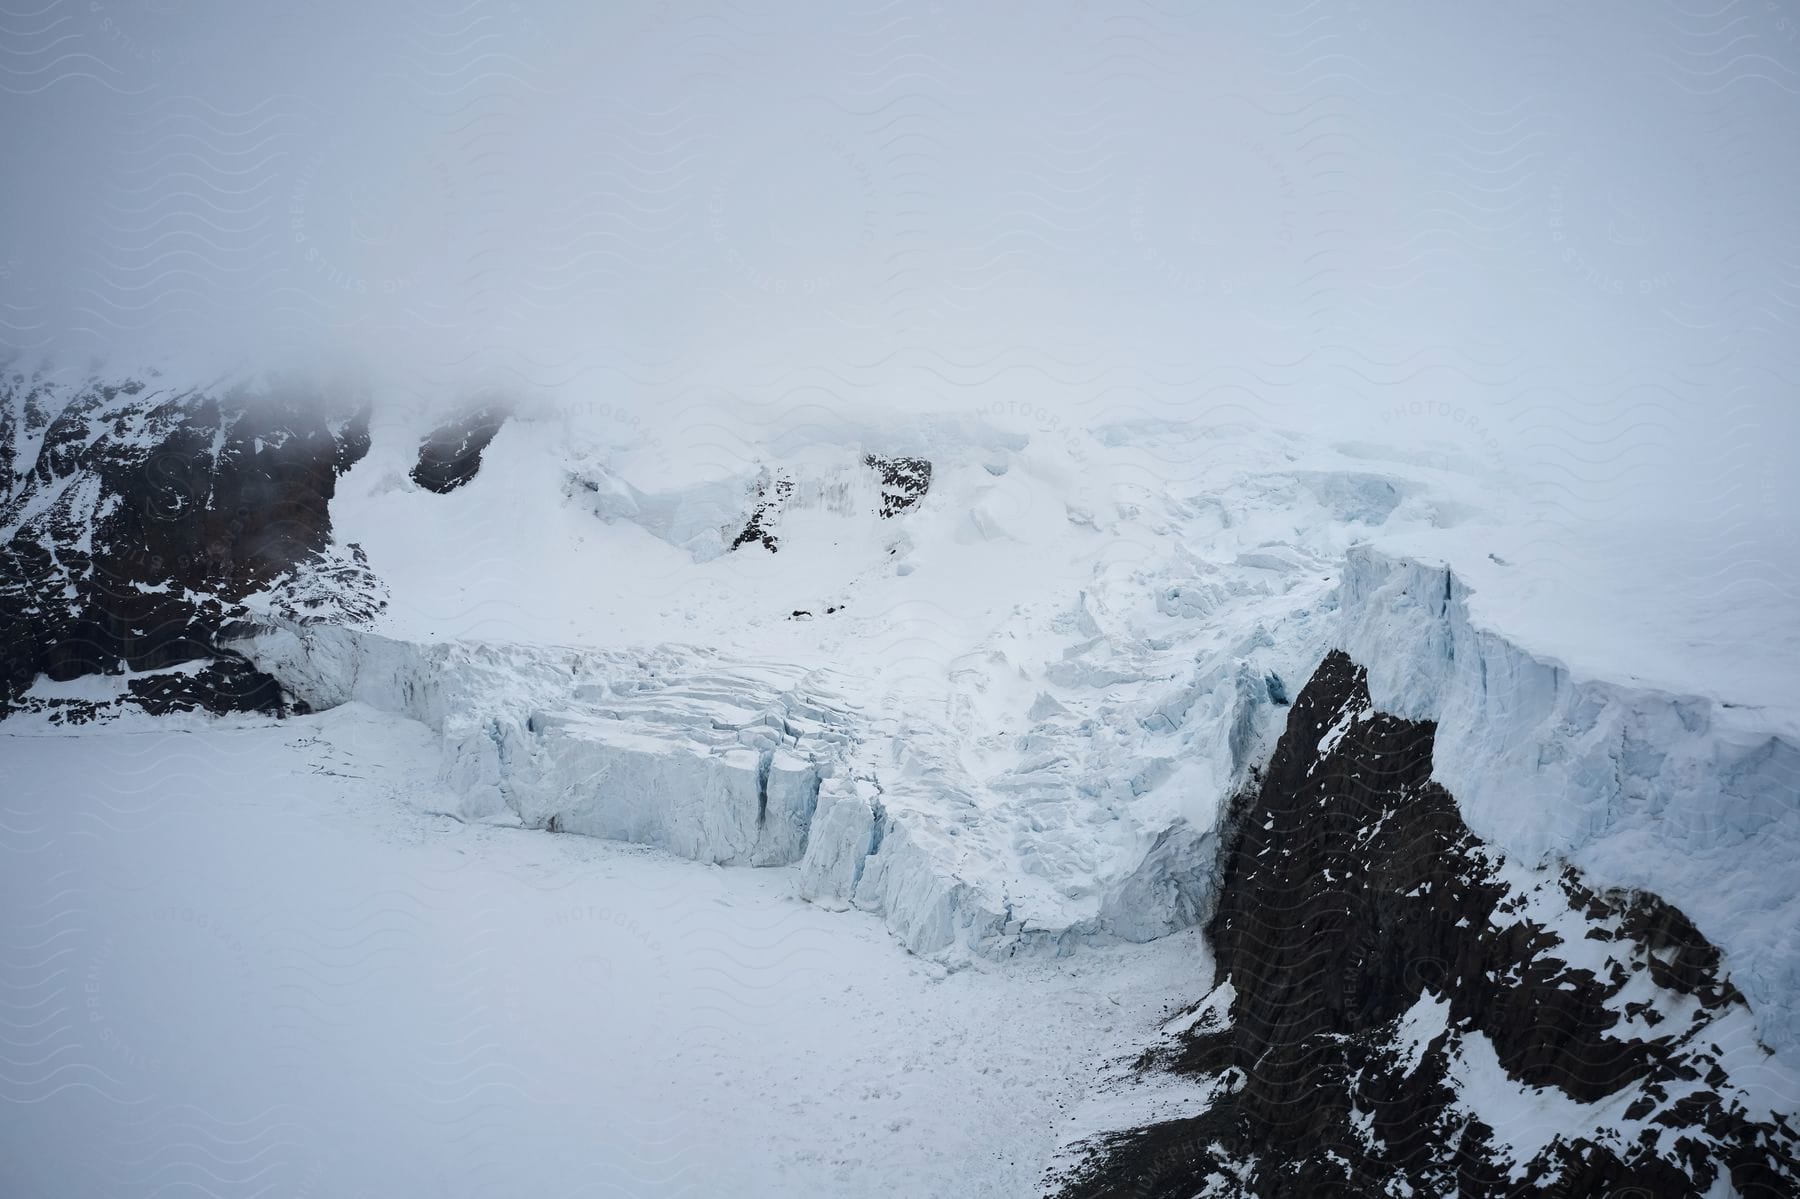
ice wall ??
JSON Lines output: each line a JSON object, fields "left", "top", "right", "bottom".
{"left": 240, "top": 622, "right": 850, "bottom": 866}
{"left": 238, "top": 619, "right": 1249, "bottom": 961}
{"left": 1339, "top": 546, "right": 1800, "bottom": 1059}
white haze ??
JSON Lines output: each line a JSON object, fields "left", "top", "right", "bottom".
{"left": 1, "top": 0, "right": 1796, "bottom": 577}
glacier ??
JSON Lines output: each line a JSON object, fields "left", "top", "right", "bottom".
{"left": 240, "top": 537, "right": 1800, "bottom": 1063}
{"left": 239, "top": 619, "right": 1248, "bottom": 960}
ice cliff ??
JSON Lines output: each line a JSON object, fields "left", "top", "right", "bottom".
{"left": 1339, "top": 546, "right": 1800, "bottom": 1059}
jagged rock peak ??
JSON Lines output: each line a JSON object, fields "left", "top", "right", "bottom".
{"left": 1048, "top": 650, "right": 1799, "bottom": 1199}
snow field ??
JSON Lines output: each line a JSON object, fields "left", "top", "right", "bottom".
{"left": 0, "top": 706, "right": 1206, "bottom": 1198}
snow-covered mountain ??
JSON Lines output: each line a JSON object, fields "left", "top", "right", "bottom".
{"left": 3, "top": 364, "right": 1797, "bottom": 1196}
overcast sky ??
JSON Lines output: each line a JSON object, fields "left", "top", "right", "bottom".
{"left": 3, "top": 1, "right": 1798, "bottom": 548}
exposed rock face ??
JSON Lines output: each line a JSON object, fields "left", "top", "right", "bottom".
{"left": 728, "top": 454, "right": 932, "bottom": 553}
{"left": 410, "top": 406, "right": 507, "bottom": 494}
{"left": 730, "top": 470, "right": 794, "bottom": 552}
{"left": 863, "top": 453, "right": 931, "bottom": 517}
{"left": 0, "top": 368, "right": 377, "bottom": 719}
{"left": 1048, "top": 651, "right": 1799, "bottom": 1198}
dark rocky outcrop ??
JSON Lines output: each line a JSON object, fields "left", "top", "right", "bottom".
{"left": 728, "top": 454, "right": 931, "bottom": 554}
{"left": 730, "top": 472, "right": 794, "bottom": 552}
{"left": 1049, "top": 650, "right": 1799, "bottom": 1198}
{"left": 864, "top": 453, "right": 930, "bottom": 517}
{"left": 410, "top": 406, "right": 507, "bottom": 494}
{"left": 0, "top": 367, "right": 378, "bottom": 720}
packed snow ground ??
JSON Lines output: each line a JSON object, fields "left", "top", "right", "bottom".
{"left": 0, "top": 705, "right": 1207, "bottom": 1198}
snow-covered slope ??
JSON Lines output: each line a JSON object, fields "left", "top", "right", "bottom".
{"left": 225, "top": 402, "right": 1466, "bottom": 963}
{"left": 218, "top": 394, "right": 1800, "bottom": 1063}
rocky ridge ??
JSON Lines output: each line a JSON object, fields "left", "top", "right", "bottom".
{"left": 1045, "top": 651, "right": 1799, "bottom": 1197}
